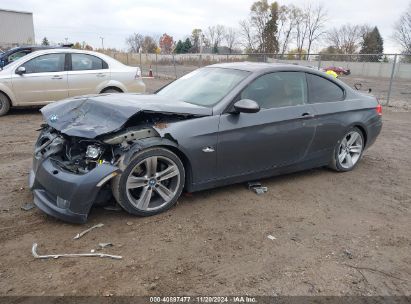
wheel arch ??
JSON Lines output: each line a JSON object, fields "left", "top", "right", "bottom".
{"left": 352, "top": 124, "right": 367, "bottom": 147}
{"left": 0, "top": 87, "right": 15, "bottom": 106}
{"left": 100, "top": 86, "right": 124, "bottom": 93}
{"left": 121, "top": 138, "right": 194, "bottom": 191}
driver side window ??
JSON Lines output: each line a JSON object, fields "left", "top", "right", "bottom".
{"left": 241, "top": 72, "right": 307, "bottom": 109}
{"left": 21, "top": 53, "right": 65, "bottom": 74}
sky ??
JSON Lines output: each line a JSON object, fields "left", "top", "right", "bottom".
{"left": 0, "top": 0, "right": 407, "bottom": 53}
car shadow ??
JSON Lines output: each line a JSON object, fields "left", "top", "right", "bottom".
{"left": 87, "top": 166, "right": 331, "bottom": 223}
{"left": 8, "top": 106, "right": 42, "bottom": 116}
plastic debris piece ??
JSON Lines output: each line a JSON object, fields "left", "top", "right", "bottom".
{"left": 73, "top": 223, "right": 104, "bottom": 240}
{"left": 267, "top": 235, "right": 276, "bottom": 240}
{"left": 253, "top": 186, "right": 268, "bottom": 195}
{"left": 98, "top": 243, "right": 113, "bottom": 250}
{"left": 21, "top": 202, "right": 35, "bottom": 211}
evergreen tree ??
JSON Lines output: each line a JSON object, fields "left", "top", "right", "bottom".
{"left": 262, "top": 2, "right": 279, "bottom": 53}
{"left": 360, "top": 27, "right": 384, "bottom": 62}
{"left": 182, "top": 38, "right": 193, "bottom": 53}
{"left": 175, "top": 40, "right": 184, "bottom": 54}
{"left": 41, "top": 37, "right": 50, "bottom": 46}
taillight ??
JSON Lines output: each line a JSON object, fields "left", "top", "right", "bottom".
{"left": 376, "top": 104, "right": 382, "bottom": 116}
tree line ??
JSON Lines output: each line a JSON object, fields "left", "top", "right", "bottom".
{"left": 41, "top": 1, "right": 411, "bottom": 59}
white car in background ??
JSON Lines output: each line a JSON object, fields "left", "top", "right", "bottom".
{"left": 0, "top": 49, "right": 145, "bottom": 116}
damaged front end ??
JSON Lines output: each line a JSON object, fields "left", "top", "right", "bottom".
{"left": 29, "top": 122, "right": 165, "bottom": 223}
{"left": 29, "top": 94, "right": 210, "bottom": 223}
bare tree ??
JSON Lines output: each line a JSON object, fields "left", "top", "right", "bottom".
{"left": 205, "top": 25, "right": 225, "bottom": 53}
{"left": 295, "top": 8, "right": 309, "bottom": 56}
{"left": 141, "top": 36, "right": 157, "bottom": 53}
{"left": 224, "top": 27, "right": 238, "bottom": 53}
{"left": 306, "top": 4, "right": 327, "bottom": 55}
{"left": 215, "top": 25, "right": 226, "bottom": 48}
{"left": 277, "top": 4, "right": 299, "bottom": 56}
{"left": 327, "top": 24, "right": 363, "bottom": 54}
{"left": 393, "top": 3, "right": 411, "bottom": 54}
{"left": 125, "top": 33, "right": 144, "bottom": 53}
{"left": 205, "top": 26, "right": 216, "bottom": 49}
{"left": 239, "top": 19, "right": 257, "bottom": 52}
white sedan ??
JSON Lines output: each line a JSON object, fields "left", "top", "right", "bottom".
{"left": 0, "top": 49, "right": 145, "bottom": 116}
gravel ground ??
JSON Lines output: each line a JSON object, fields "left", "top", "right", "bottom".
{"left": 0, "top": 78, "right": 410, "bottom": 296}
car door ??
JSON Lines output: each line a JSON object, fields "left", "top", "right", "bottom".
{"left": 67, "top": 53, "right": 109, "bottom": 96}
{"left": 305, "top": 73, "right": 347, "bottom": 156}
{"left": 217, "top": 71, "right": 316, "bottom": 178}
{"left": 11, "top": 53, "right": 68, "bottom": 104}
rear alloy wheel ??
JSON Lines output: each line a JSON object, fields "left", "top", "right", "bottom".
{"left": 112, "top": 148, "right": 185, "bottom": 216}
{"left": 0, "top": 92, "right": 11, "bottom": 116}
{"left": 330, "top": 128, "right": 364, "bottom": 172}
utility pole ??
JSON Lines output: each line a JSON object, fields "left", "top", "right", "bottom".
{"left": 100, "top": 37, "right": 104, "bottom": 50}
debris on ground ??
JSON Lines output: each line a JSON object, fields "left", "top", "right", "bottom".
{"left": 247, "top": 181, "right": 268, "bottom": 195}
{"left": 73, "top": 223, "right": 104, "bottom": 240}
{"left": 267, "top": 235, "right": 277, "bottom": 240}
{"left": 126, "top": 221, "right": 133, "bottom": 226}
{"left": 103, "top": 205, "right": 122, "bottom": 211}
{"left": 21, "top": 202, "right": 35, "bottom": 211}
{"left": 98, "top": 243, "right": 113, "bottom": 250}
{"left": 32, "top": 243, "right": 122, "bottom": 260}
{"left": 343, "top": 249, "right": 354, "bottom": 259}
{"left": 290, "top": 236, "right": 302, "bottom": 243}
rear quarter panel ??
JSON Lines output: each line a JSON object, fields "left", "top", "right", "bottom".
{"left": 308, "top": 93, "right": 381, "bottom": 157}
{"left": 110, "top": 67, "right": 145, "bottom": 93}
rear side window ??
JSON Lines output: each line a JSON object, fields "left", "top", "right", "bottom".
{"left": 71, "top": 53, "right": 108, "bottom": 71}
{"left": 23, "top": 53, "right": 65, "bottom": 73}
{"left": 8, "top": 50, "right": 29, "bottom": 63}
{"left": 307, "top": 73, "right": 344, "bottom": 103}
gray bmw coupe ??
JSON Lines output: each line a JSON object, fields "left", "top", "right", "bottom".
{"left": 30, "top": 62, "right": 382, "bottom": 223}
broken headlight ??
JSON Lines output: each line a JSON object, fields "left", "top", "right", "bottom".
{"left": 85, "top": 145, "right": 102, "bottom": 159}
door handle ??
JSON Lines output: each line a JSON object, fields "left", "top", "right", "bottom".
{"left": 299, "top": 112, "right": 315, "bottom": 119}
{"left": 51, "top": 76, "right": 63, "bottom": 80}
{"left": 96, "top": 73, "right": 106, "bottom": 77}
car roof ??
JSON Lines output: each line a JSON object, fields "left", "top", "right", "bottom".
{"left": 208, "top": 61, "right": 318, "bottom": 73}
{"left": 0, "top": 48, "right": 126, "bottom": 70}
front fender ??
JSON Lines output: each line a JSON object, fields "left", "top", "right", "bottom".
{"left": 121, "top": 137, "right": 180, "bottom": 166}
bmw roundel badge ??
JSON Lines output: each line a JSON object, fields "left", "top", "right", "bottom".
{"left": 49, "top": 114, "right": 58, "bottom": 123}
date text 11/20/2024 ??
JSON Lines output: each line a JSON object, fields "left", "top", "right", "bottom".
{"left": 149, "top": 296, "right": 257, "bottom": 303}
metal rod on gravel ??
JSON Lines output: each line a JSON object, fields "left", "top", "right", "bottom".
{"left": 32, "top": 243, "right": 122, "bottom": 260}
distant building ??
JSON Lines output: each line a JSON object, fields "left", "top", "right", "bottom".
{"left": 0, "top": 9, "right": 35, "bottom": 50}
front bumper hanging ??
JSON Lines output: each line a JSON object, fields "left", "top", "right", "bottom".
{"left": 29, "top": 156, "right": 119, "bottom": 224}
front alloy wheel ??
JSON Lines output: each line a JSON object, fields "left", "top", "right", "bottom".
{"left": 112, "top": 148, "right": 185, "bottom": 216}
{"left": 330, "top": 128, "right": 364, "bottom": 172}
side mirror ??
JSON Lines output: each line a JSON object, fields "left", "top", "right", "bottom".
{"left": 16, "top": 66, "right": 26, "bottom": 75}
{"left": 233, "top": 99, "right": 260, "bottom": 114}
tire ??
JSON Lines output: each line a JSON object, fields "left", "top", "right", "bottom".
{"left": 102, "top": 88, "right": 122, "bottom": 94}
{"left": 0, "top": 92, "right": 11, "bottom": 117}
{"left": 329, "top": 127, "right": 365, "bottom": 172}
{"left": 112, "top": 147, "right": 185, "bottom": 216}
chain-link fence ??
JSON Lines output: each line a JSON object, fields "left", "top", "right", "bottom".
{"left": 100, "top": 51, "right": 411, "bottom": 108}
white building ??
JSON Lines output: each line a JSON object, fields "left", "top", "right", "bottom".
{"left": 0, "top": 9, "right": 35, "bottom": 49}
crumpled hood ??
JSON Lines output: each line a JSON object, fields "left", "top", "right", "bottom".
{"left": 40, "top": 93, "right": 212, "bottom": 138}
